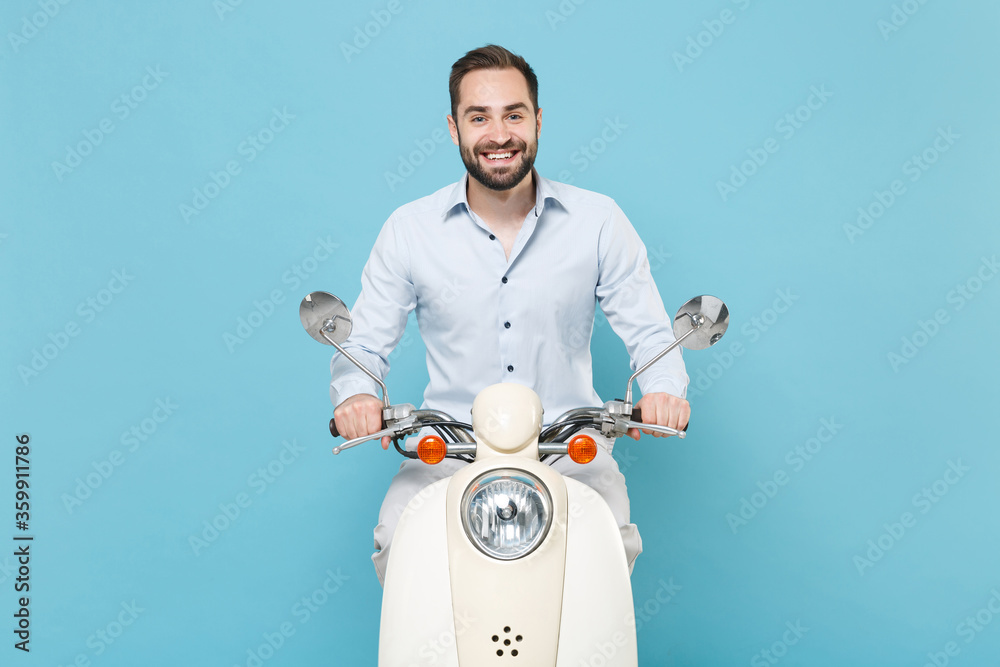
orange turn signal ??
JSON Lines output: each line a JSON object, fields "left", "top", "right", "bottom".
{"left": 567, "top": 434, "right": 597, "bottom": 464}
{"left": 417, "top": 435, "right": 447, "bottom": 465}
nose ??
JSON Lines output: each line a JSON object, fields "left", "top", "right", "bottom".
{"left": 488, "top": 120, "right": 511, "bottom": 146}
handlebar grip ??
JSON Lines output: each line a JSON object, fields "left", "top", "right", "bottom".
{"left": 630, "top": 407, "right": 690, "bottom": 433}
{"left": 329, "top": 417, "right": 388, "bottom": 439}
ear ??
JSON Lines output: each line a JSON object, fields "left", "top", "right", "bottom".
{"left": 447, "top": 114, "right": 460, "bottom": 146}
{"left": 535, "top": 107, "right": 542, "bottom": 138}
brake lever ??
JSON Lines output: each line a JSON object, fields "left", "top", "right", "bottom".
{"left": 620, "top": 420, "right": 686, "bottom": 439}
{"left": 332, "top": 427, "right": 399, "bottom": 454}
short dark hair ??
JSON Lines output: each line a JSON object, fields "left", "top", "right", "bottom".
{"left": 449, "top": 45, "right": 538, "bottom": 121}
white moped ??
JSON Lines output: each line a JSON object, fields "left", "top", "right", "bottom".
{"left": 300, "top": 293, "right": 729, "bottom": 666}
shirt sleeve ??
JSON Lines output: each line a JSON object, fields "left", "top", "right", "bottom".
{"left": 595, "top": 201, "right": 689, "bottom": 399}
{"left": 330, "top": 212, "right": 416, "bottom": 406}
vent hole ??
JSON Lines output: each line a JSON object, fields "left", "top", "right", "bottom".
{"left": 492, "top": 635, "right": 499, "bottom": 642}
{"left": 504, "top": 639, "right": 510, "bottom": 646}
{"left": 497, "top": 649, "right": 503, "bottom": 656}
{"left": 516, "top": 635, "right": 522, "bottom": 642}
{"left": 512, "top": 649, "right": 519, "bottom": 656}
{"left": 504, "top": 626, "right": 511, "bottom": 633}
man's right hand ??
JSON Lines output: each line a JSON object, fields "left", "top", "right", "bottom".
{"left": 334, "top": 393, "right": 391, "bottom": 450}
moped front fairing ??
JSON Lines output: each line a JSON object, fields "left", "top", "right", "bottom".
{"left": 378, "top": 385, "right": 637, "bottom": 667}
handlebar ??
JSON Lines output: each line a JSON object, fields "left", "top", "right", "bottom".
{"left": 327, "top": 402, "right": 690, "bottom": 454}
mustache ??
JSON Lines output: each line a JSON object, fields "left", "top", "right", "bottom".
{"left": 475, "top": 140, "right": 526, "bottom": 152}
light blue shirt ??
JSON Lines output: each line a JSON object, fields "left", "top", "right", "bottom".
{"left": 330, "top": 170, "right": 688, "bottom": 423}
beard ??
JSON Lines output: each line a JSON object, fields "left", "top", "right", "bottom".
{"left": 458, "top": 131, "right": 538, "bottom": 192}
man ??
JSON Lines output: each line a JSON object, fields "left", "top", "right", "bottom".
{"left": 331, "top": 45, "right": 689, "bottom": 584}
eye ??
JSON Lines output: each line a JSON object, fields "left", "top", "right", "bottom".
{"left": 471, "top": 116, "right": 486, "bottom": 123}
{"left": 508, "top": 113, "right": 522, "bottom": 121}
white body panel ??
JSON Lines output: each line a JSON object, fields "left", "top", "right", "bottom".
{"left": 556, "top": 478, "right": 637, "bottom": 666}
{"left": 378, "top": 479, "right": 460, "bottom": 667}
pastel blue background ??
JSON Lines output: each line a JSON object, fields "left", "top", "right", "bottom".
{"left": 2, "top": 1, "right": 998, "bottom": 665}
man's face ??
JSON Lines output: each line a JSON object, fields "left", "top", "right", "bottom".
{"left": 448, "top": 68, "right": 542, "bottom": 191}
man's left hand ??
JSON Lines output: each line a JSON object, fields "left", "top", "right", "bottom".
{"left": 627, "top": 392, "right": 690, "bottom": 440}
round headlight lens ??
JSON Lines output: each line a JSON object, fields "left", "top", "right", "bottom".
{"left": 461, "top": 470, "right": 552, "bottom": 560}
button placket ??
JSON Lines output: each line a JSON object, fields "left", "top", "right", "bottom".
{"left": 498, "top": 270, "right": 514, "bottom": 378}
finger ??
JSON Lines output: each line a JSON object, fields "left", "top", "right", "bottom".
{"left": 650, "top": 399, "right": 667, "bottom": 438}
{"left": 635, "top": 398, "right": 657, "bottom": 438}
{"left": 334, "top": 403, "right": 353, "bottom": 439}
{"left": 349, "top": 408, "right": 367, "bottom": 440}
{"left": 626, "top": 427, "right": 640, "bottom": 441}
{"left": 365, "top": 406, "right": 382, "bottom": 439}
{"left": 382, "top": 436, "right": 390, "bottom": 450}
{"left": 341, "top": 412, "right": 361, "bottom": 440}
{"left": 639, "top": 401, "right": 653, "bottom": 425}
{"left": 658, "top": 399, "right": 674, "bottom": 432}
{"left": 678, "top": 402, "right": 691, "bottom": 431}
{"left": 633, "top": 399, "right": 651, "bottom": 437}
{"left": 663, "top": 401, "right": 681, "bottom": 431}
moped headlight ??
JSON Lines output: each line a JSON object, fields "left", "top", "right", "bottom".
{"left": 461, "top": 470, "right": 552, "bottom": 560}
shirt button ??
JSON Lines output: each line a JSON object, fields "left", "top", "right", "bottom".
{"left": 504, "top": 322, "right": 511, "bottom": 329}
{"left": 489, "top": 234, "right": 496, "bottom": 240}
{"left": 501, "top": 276, "right": 508, "bottom": 284}
{"left": 507, "top": 365, "right": 514, "bottom": 372}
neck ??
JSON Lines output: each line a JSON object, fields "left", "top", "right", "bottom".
{"left": 467, "top": 170, "right": 536, "bottom": 224}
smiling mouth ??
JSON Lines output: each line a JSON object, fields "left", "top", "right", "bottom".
{"left": 481, "top": 150, "right": 519, "bottom": 163}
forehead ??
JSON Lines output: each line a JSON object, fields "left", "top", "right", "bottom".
{"left": 457, "top": 67, "right": 531, "bottom": 113}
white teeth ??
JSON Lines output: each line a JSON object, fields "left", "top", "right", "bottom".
{"left": 485, "top": 152, "right": 513, "bottom": 160}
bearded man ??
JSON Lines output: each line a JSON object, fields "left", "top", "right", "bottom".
{"left": 330, "top": 44, "right": 689, "bottom": 584}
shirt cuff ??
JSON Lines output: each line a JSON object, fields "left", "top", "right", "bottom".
{"left": 637, "top": 376, "right": 688, "bottom": 401}
{"left": 330, "top": 376, "right": 383, "bottom": 407}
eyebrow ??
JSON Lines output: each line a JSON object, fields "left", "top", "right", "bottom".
{"left": 463, "top": 102, "right": 530, "bottom": 116}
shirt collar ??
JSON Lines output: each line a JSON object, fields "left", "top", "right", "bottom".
{"left": 441, "top": 168, "right": 566, "bottom": 221}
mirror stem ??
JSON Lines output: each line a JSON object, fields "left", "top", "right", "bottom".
{"left": 320, "top": 328, "right": 391, "bottom": 408}
{"left": 623, "top": 323, "right": 699, "bottom": 407}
